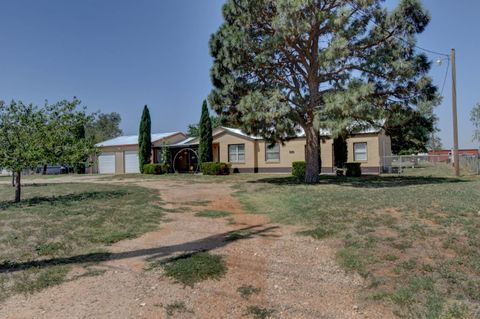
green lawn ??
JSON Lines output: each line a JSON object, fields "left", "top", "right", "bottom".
{"left": 235, "top": 165, "right": 480, "bottom": 318}
{"left": 0, "top": 182, "right": 164, "bottom": 300}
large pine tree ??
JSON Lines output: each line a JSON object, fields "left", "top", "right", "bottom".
{"left": 209, "top": 0, "right": 437, "bottom": 183}
{"left": 138, "top": 105, "right": 152, "bottom": 173}
{"left": 198, "top": 100, "right": 213, "bottom": 163}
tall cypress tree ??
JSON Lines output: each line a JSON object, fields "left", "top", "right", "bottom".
{"left": 199, "top": 100, "right": 213, "bottom": 164}
{"left": 138, "top": 105, "right": 152, "bottom": 173}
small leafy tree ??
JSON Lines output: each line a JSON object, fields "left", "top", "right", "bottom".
{"left": 471, "top": 103, "right": 480, "bottom": 145}
{"left": 0, "top": 99, "right": 97, "bottom": 202}
{"left": 41, "top": 98, "right": 96, "bottom": 174}
{"left": 0, "top": 101, "right": 45, "bottom": 202}
{"left": 198, "top": 100, "right": 213, "bottom": 163}
{"left": 138, "top": 105, "right": 152, "bottom": 173}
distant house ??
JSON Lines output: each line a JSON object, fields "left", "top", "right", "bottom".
{"left": 94, "top": 126, "right": 391, "bottom": 175}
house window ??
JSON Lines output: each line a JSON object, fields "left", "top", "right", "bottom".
{"left": 228, "top": 144, "right": 245, "bottom": 163}
{"left": 265, "top": 144, "right": 280, "bottom": 162}
{"left": 354, "top": 142, "right": 368, "bottom": 161}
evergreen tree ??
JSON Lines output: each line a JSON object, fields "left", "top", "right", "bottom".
{"left": 198, "top": 100, "right": 213, "bottom": 163}
{"left": 384, "top": 105, "right": 436, "bottom": 154}
{"left": 138, "top": 105, "right": 152, "bottom": 173}
{"left": 209, "top": 0, "right": 437, "bottom": 183}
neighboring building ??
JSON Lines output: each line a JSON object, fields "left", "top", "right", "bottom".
{"left": 428, "top": 149, "right": 480, "bottom": 163}
{"left": 94, "top": 126, "right": 391, "bottom": 175}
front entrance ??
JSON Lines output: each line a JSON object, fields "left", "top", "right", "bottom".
{"left": 172, "top": 147, "right": 199, "bottom": 173}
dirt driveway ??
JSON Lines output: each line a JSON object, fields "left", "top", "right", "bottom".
{"left": 0, "top": 177, "right": 395, "bottom": 318}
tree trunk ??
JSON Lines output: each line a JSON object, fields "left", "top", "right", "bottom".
{"left": 14, "top": 171, "right": 21, "bottom": 203}
{"left": 11, "top": 172, "right": 15, "bottom": 187}
{"left": 42, "top": 164, "right": 47, "bottom": 175}
{"left": 304, "top": 125, "right": 321, "bottom": 183}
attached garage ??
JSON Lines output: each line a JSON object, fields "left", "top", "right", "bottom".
{"left": 124, "top": 151, "right": 140, "bottom": 173}
{"left": 98, "top": 153, "right": 116, "bottom": 174}
{"left": 94, "top": 131, "right": 187, "bottom": 175}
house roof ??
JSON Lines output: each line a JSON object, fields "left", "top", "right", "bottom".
{"left": 170, "top": 137, "right": 197, "bottom": 147}
{"left": 96, "top": 132, "right": 183, "bottom": 147}
{"left": 96, "top": 122, "right": 385, "bottom": 148}
{"left": 216, "top": 127, "right": 263, "bottom": 140}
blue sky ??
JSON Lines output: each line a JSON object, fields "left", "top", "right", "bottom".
{"left": 0, "top": 0, "right": 478, "bottom": 149}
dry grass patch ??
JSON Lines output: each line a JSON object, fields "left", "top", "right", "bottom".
{"left": 0, "top": 182, "right": 164, "bottom": 300}
{"left": 235, "top": 165, "right": 480, "bottom": 318}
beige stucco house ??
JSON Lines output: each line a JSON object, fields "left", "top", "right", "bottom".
{"left": 94, "top": 126, "right": 391, "bottom": 175}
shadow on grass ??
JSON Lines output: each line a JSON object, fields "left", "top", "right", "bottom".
{"left": 250, "top": 175, "right": 467, "bottom": 188}
{"left": 0, "top": 224, "right": 278, "bottom": 273}
{"left": 0, "top": 190, "right": 128, "bottom": 210}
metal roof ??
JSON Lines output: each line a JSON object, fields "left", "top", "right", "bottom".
{"left": 169, "top": 137, "right": 197, "bottom": 147}
{"left": 96, "top": 132, "right": 183, "bottom": 147}
{"left": 96, "top": 122, "right": 384, "bottom": 148}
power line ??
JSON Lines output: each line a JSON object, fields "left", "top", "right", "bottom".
{"left": 346, "top": 0, "right": 450, "bottom": 58}
{"left": 440, "top": 57, "right": 450, "bottom": 96}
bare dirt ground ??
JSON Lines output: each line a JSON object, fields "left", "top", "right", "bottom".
{"left": 0, "top": 177, "right": 396, "bottom": 319}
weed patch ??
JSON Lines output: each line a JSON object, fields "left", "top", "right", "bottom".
{"left": 246, "top": 306, "right": 276, "bottom": 319}
{"left": 194, "top": 210, "right": 231, "bottom": 218}
{"left": 162, "top": 252, "right": 226, "bottom": 287}
{"left": 165, "top": 301, "right": 192, "bottom": 317}
{"left": 237, "top": 284, "right": 261, "bottom": 299}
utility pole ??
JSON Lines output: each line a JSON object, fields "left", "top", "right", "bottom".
{"left": 451, "top": 48, "right": 460, "bottom": 177}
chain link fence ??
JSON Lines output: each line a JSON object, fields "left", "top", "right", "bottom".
{"left": 459, "top": 155, "right": 480, "bottom": 175}
{"left": 382, "top": 154, "right": 480, "bottom": 175}
{"left": 381, "top": 154, "right": 444, "bottom": 174}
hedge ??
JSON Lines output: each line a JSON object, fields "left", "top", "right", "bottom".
{"left": 201, "top": 162, "right": 231, "bottom": 175}
{"left": 345, "top": 162, "right": 362, "bottom": 177}
{"left": 292, "top": 161, "right": 306, "bottom": 180}
{"left": 143, "top": 164, "right": 163, "bottom": 175}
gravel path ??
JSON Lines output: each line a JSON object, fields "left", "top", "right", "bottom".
{"left": 0, "top": 178, "right": 396, "bottom": 318}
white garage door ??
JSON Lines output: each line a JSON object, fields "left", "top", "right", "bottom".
{"left": 124, "top": 151, "right": 140, "bottom": 173}
{"left": 98, "top": 153, "right": 115, "bottom": 174}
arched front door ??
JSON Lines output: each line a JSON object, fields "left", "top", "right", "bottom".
{"left": 173, "top": 148, "right": 199, "bottom": 173}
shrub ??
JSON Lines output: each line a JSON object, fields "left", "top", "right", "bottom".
{"left": 160, "top": 163, "right": 170, "bottom": 174}
{"left": 201, "top": 162, "right": 231, "bottom": 175}
{"left": 292, "top": 161, "right": 306, "bottom": 180}
{"left": 143, "top": 164, "right": 163, "bottom": 175}
{"left": 345, "top": 162, "right": 362, "bottom": 177}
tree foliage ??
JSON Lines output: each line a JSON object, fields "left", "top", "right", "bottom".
{"left": 471, "top": 103, "right": 480, "bottom": 145}
{"left": 209, "top": 0, "right": 437, "bottom": 182}
{"left": 384, "top": 104, "right": 437, "bottom": 154}
{"left": 187, "top": 115, "right": 222, "bottom": 138}
{"left": 199, "top": 100, "right": 213, "bottom": 163}
{"left": 0, "top": 99, "right": 96, "bottom": 202}
{"left": 86, "top": 112, "right": 123, "bottom": 143}
{"left": 41, "top": 98, "right": 96, "bottom": 170}
{"left": 138, "top": 105, "right": 152, "bottom": 173}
